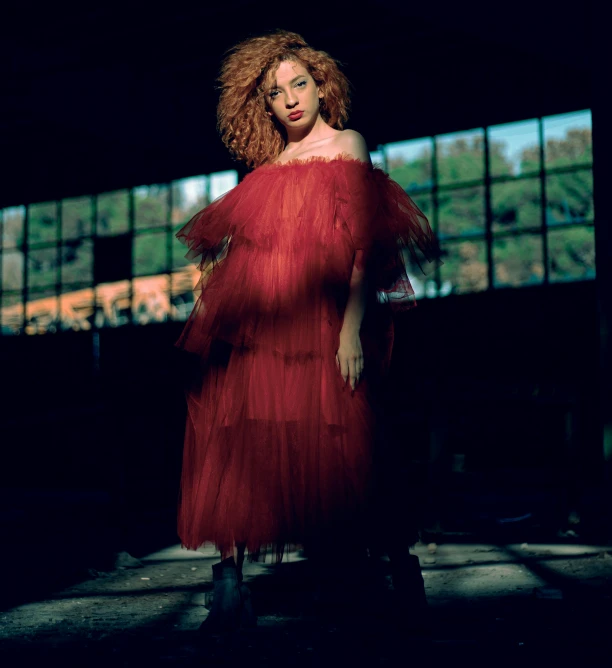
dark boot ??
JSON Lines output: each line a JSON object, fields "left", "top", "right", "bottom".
{"left": 199, "top": 556, "right": 243, "bottom": 634}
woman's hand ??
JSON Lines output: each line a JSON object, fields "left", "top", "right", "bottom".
{"left": 336, "top": 328, "right": 364, "bottom": 391}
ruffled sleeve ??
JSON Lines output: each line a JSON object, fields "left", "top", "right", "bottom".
{"left": 176, "top": 182, "right": 245, "bottom": 272}
{"left": 336, "top": 159, "right": 441, "bottom": 311}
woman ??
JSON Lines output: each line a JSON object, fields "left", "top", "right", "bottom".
{"left": 175, "top": 29, "right": 440, "bottom": 632}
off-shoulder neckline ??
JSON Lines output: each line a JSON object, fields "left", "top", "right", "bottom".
{"left": 258, "top": 152, "right": 373, "bottom": 171}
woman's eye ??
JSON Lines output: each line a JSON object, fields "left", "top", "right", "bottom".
{"left": 269, "top": 80, "right": 305, "bottom": 99}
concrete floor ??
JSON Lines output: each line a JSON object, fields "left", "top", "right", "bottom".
{"left": 1, "top": 540, "right": 611, "bottom": 666}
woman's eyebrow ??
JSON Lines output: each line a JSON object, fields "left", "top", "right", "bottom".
{"left": 268, "top": 75, "right": 306, "bottom": 91}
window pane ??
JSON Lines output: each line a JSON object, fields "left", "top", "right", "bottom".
{"left": 1, "top": 206, "right": 25, "bottom": 249}
{"left": 543, "top": 110, "right": 592, "bottom": 169}
{"left": 487, "top": 119, "right": 539, "bottom": 177}
{"left": 59, "top": 285, "right": 95, "bottom": 332}
{"left": 548, "top": 226, "right": 595, "bottom": 282}
{"left": 369, "top": 150, "right": 385, "bottom": 169}
{"left": 133, "top": 274, "right": 170, "bottom": 325}
{"left": 133, "top": 231, "right": 167, "bottom": 277}
{"left": 436, "top": 129, "right": 484, "bottom": 186}
{"left": 28, "top": 202, "right": 58, "bottom": 245}
{"left": 493, "top": 235, "right": 544, "bottom": 288}
{"left": 26, "top": 288, "right": 58, "bottom": 335}
{"left": 62, "top": 196, "right": 92, "bottom": 240}
{"left": 28, "top": 246, "right": 58, "bottom": 290}
{"left": 61, "top": 239, "right": 94, "bottom": 284}
{"left": 546, "top": 170, "right": 593, "bottom": 226}
{"left": 1, "top": 293, "right": 23, "bottom": 335}
{"left": 210, "top": 171, "right": 239, "bottom": 200}
{"left": 440, "top": 240, "right": 488, "bottom": 294}
{"left": 385, "top": 138, "right": 433, "bottom": 191}
{"left": 171, "top": 176, "right": 208, "bottom": 228}
{"left": 492, "top": 178, "right": 541, "bottom": 233}
{"left": 438, "top": 186, "right": 485, "bottom": 238}
{"left": 410, "top": 193, "right": 434, "bottom": 226}
{"left": 173, "top": 235, "right": 191, "bottom": 270}
{"left": 171, "top": 176, "right": 208, "bottom": 271}
{"left": 134, "top": 184, "right": 169, "bottom": 230}
{"left": 1, "top": 248, "right": 24, "bottom": 291}
{"left": 96, "top": 280, "right": 131, "bottom": 328}
{"left": 171, "top": 268, "right": 197, "bottom": 321}
{"left": 97, "top": 190, "right": 129, "bottom": 236}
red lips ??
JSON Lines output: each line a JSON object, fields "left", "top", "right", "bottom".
{"left": 288, "top": 111, "right": 304, "bottom": 120}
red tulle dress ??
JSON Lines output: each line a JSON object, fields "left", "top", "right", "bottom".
{"left": 175, "top": 153, "right": 438, "bottom": 557}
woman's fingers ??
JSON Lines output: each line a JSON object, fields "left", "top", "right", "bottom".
{"left": 336, "top": 352, "right": 364, "bottom": 390}
{"left": 351, "top": 357, "right": 364, "bottom": 390}
{"left": 338, "top": 354, "right": 349, "bottom": 385}
{"left": 336, "top": 352, "right": 348, "bottom": 383}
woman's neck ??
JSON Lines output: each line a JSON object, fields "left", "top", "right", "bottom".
{"left": 284, "top": 114, "right": 334, "bottom": 149}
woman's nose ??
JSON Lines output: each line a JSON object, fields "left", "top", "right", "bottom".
{"left": 285, "top": 93, "right": 298, "bottom": 107}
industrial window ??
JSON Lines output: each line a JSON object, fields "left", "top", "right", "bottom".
{"left": 372, "top": 109, "right": 594, "bottom": 299}
{"left": 0, "top": 110, "right": 594, "bottom": 335}
{"left": 0, "top": 171, "right": 238, "bottom": 335}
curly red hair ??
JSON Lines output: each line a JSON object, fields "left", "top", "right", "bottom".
{"left": 216, "top": 30, "right": 351, "bottom": 169}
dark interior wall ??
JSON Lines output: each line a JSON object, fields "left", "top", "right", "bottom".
{"left": 1, "top": 281, "right": 600, "bottom": 520}
{"left": 0, "top": 2, "right": 592, "bottom": 207}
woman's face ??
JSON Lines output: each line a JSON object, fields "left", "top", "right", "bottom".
{"left": 265, "top": 60, "right": 323, "bottom": 131}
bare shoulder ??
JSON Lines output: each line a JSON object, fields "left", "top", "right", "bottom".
{"left": 335, "top": 129, "right": 371, "bottom": 163}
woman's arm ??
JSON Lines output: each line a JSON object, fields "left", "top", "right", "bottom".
{"left": 341, "top": 253, "right": 368, "bottom": 333}
{"left": 337, "top": 254, "right": 368, "bottom": 390}
{"left": 335, "top": 130, "right": 372, "bottom": 391}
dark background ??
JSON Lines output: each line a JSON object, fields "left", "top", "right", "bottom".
{"left": 0, "top": 1, "right": 592, "bottom": 205}
{"left": 1, "top": 1, "right": 609, "bottom": 600}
